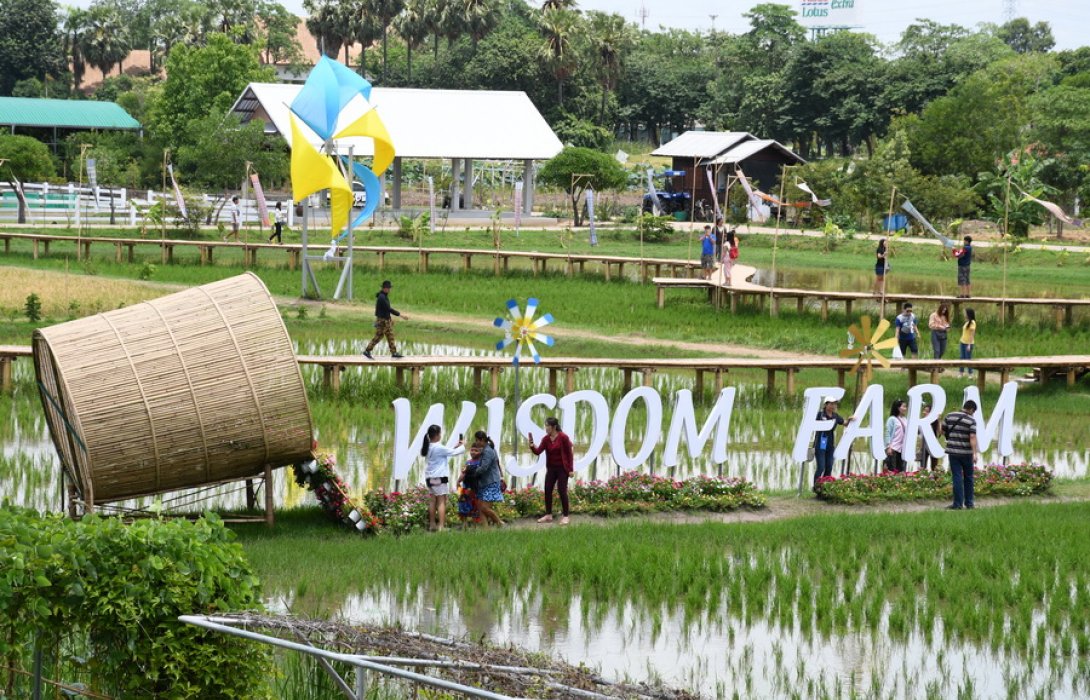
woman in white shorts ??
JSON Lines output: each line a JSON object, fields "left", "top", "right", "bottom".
{"left": 421, "top": 424, "right": 464, "bottom": 531}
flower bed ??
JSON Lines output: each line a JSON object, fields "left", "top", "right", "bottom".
{"left": 814, "top": 464, "right": 1053, "bottom": 505}
{"left": 364, "top": 472, "right": 767, "bottom": 533}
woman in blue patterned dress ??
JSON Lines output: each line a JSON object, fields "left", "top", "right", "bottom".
{"left": 467, "top": 430, "right": 505, "bottom": 526}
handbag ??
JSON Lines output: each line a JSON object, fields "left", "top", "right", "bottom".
{"left": 729, "top": 246, "right": 739, "bottom": 260}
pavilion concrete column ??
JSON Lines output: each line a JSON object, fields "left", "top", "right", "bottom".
{"left": 522, "top": 159, "right": 534, "bottom": 215}
{"left": 463, "top": 158, "right": 474, "bottom": 210}
{"left": 391, "top": 157, "right": 402, "bottom": 211}
{"left": 451, "top": 158, "right": 462, "bottom": 210}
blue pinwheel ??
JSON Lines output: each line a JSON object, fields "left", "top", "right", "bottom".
{"left": 494, "top": 298, "right": 555, "bottom": 365}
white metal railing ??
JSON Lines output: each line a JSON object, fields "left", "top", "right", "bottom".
{"left": 179, "top": 615, "right": 518, "bottom": 700}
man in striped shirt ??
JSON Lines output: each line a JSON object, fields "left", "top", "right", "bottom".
{"left": 942, "top": 400, "right": 979, "bottom": 510}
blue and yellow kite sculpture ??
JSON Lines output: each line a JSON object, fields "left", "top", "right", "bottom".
{"left": 287, "top": 56, "right": 395, "bottom": 241}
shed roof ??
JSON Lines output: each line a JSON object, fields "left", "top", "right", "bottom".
{"left": 0, "top": 97, "right": 141, "bottom": 130}
{"left": 230, "top": 83, "right": 563, "bottom": 160}
{"left": 710, "top": 139, "right": 806, "bottom": 165}
{"left": 651, "top": 131, "right": 754, "bottom": 159}
{"left": 709, "top": 139, "right": 806, "bottom": 165}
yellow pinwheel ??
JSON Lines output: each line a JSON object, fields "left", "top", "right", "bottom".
{"left": 839, "top": 316, "right": 898, "bottom": 382}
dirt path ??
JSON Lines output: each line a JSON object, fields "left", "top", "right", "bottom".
{"left": 502, "top": 491, "right": 1088, "bottom": 530}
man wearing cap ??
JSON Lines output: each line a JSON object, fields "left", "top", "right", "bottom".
{"left": 364, "top": 280, "right": 406, "bottom": 359}
{"left": 813, "top": 396, "right": 854, "bottom": 490}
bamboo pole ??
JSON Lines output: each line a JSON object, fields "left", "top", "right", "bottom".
{"left": 770, "top": 164, "right": 787, "bottom": 316}
{"left": 1002, "top": 168, "right": 1011, "bottom": 324}
{"left": 881, "top": 185, "right": 896, "bottom": 316}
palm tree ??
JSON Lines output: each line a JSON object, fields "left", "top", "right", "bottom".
{"left": 364, "top": 0, "right": 405, "bottom": 81}
{"left": 304, "top": 0, "right": 351, "bottom": 59}
{"left": 587, "top": 11, "right": 634, "bottom": 123}
{"left": 541, "top": 0, "right": 577, "bottom": 10}
{"left": 424, "top": 0, "right": 446, "bottom": 60}
{"left": 537, "top": 7, "right": 579, "bottom": 109}
{"left": 83, "top": 2, "right": 131, "bottom": 80}
{"left": 394, "top": 0, "right": 429, "bottom": 82}
{"left": 63, "top": 8, "right": 90, "bottom": 92}
{"left": 460, "top": 0, "right": 501, "bottom": 49}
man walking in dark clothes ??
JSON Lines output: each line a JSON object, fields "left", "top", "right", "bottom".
{"left": 364, "top": 280, "right": 407, "bottom": 359}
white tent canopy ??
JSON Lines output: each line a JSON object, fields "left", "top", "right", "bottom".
{"left": 230, "top": 83, "right": 561, "bottom": 213}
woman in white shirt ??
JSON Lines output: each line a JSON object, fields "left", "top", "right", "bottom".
{"left": 421, "top": 424, "right": 464, "bottom": 532}
{"left": 884, "top": 399, "right": 908, "bottom": 472}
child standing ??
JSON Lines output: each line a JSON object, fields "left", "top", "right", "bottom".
{"left": 456, "top": 446, "right": 482, "bottom": 526}
{"left": 420, "top": 425, "right": 464, "bottom": 532}
{"left": 959, "top": 308, "right": 977, "bottom": 377}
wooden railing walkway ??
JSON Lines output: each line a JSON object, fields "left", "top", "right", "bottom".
{"left": 654, "top": 277, "right": 1090, "bottom": 329}
{"left": 4, "top": 345, "right": 1086, "bottom": 394}
{"left": 6, "top": 229, "right": 1088, "bottom": 328}
{"left": 0, "top": 231, "right": 701, "bottom": 280}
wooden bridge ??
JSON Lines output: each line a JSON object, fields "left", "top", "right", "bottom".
{"left": 0, "top": 231, "right": 701, "bottom": 280}
{"left": 5, "top": 344, "right": 1087, "bottom": 396}
{"left": 654, "top": 266, "right": 1090, "bottom": 329}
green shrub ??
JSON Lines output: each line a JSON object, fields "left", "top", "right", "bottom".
{"left": 0, "top": 134, "right": 56, "bottom": 181}
{"left": 635, "top": 213, "right": 674, "bottom": 242}
{"left": 0, "top": 509, "right": 269, "bottom": 698}
{"left": 23, "top": 293, "right": 41, "bottom": 322}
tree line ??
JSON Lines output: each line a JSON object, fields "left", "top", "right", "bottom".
{"left": 1, "top": 0, "right": 1088, "bottom": 234}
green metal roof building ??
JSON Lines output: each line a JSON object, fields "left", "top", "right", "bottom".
{"left": 0, "top": 96, "right": 141, "bottom": 149}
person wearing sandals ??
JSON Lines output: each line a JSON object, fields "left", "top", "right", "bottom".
{"left": 466, "top": 430, "right": 505, "bottom": 527}
{"left": 421, "top": 425, "right": 464, "bottom": 532}
{"left": 529, "top": 417, "right": 574, "bottom": 525}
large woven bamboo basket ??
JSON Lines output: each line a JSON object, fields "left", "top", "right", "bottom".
{"left": 33, "top": 272, "right": 313, "bottom": 505}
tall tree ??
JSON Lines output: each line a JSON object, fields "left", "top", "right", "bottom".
{"left": 63, "top": 8, "right": 90, "bottom": 92}
{"left": 394, "top": 0, "right": 429, "bottom": 81}
{"left": 996, "top": 18, "right": 1055, "bottom": 54}
{"left": 781, "top": 31, "right": 886, "bottom": 157}
{"left": 83, "top": 1, "right": 132, "bottom": 81}
{"left": 256, "top": 0, "right": 304, "bottom": 65}
{"left": 537, "top": 7, "right": 579, "bottom": 109}
{"left": 907, "top": 53, "right": 1059, "bottom": 177}
{"left": 0, "top": 0, "right": 64, "bottom": 95}
{"left": 148, "top": 32, "right": 274, "bottom": 147}
{"left": 304, "top": 0, "right": 353, "bottom": 59}
{"left": 741, "top": 3, "right": 805, "bottom": 73}
{"left": 586, "top": 11, "right": 634, "bottom": 124}
{"left": 460, "top": 0, "right": 501, "bottom": 48}
{"left": 363, "top": 0, "right": 405, "bottom": 80}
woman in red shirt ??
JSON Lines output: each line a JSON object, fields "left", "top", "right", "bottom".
{"left": 528, "top": 417, "right": 574, "bottom": 525}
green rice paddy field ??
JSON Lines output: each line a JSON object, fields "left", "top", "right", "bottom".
{"left": 3, "top": 228, "right": 1090, "bottom": 698}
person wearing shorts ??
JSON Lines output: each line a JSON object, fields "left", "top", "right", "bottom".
{"left": 954, "top": 236, "right": 972, "bottom": 297}
{"left": 700, "top": 226, "right": 715, "bottom": 279}
{"left": 420, "top": 424, "right": 464, "bottom": 531}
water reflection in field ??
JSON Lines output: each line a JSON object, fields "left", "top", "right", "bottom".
{"left": 264, "top": 585, "right": 1088, "bottom": 699}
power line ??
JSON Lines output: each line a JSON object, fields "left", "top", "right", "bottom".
{"left": 1003, "top": 0, "right": 1018, "bottom": 22}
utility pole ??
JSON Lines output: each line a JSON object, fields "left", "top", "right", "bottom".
{"left": 1003, "top": 0, "right": 1017, "bottom": 22}
{"left": 709, "top": 14, "right": 717, "bottom": 34}
{"left": 638, "top": 2, "right": 649, "bottom": 30}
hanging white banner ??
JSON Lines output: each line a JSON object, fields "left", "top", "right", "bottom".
{"left": 645, "top": 168, "right": 661, "bottom": 216}
{"left": 167, "top": 163, "right": 187, "bottom": 219}
{"left": 586, "top": 188, "right": 597, "bottom": 246}
{"left": 796, "top": 181, "right": 831, "bottom": 207}
{"left": 704, "top": 167, "right": 721, "bottom": 221}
